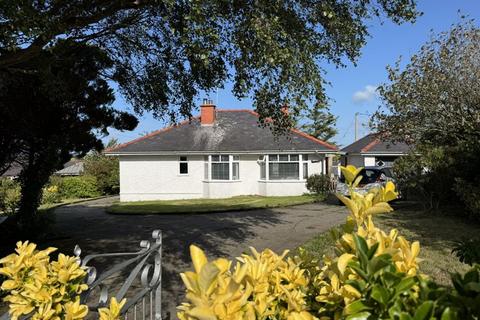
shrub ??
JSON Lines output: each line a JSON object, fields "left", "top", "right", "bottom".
{"left": 84, "top": 144, "right": 120, "bottom": 195}
{"left": 41, "top": 184, "right": 62, "bottom": 204}
{"left": 392, "top": 148, "right": 455, "bottom": 209}
{"left": 60, "top": 176, "right": 100, "bottom": 199}
{"left": 306, "top": 174, "right": 331, "bottom": 196}
{"left": 176, "top": 165, "right": 480, "bottom": 319}
{"left": 453, "top": 178, "right": 480, "bottom": 218}
{"left": 0, "top": 241, "right": 124, "bottom": 320}
{"left": 452, "top": 238, "right": 480, "bottom": 266}
{"left": 0, "top": 179, "right": 20, "bottom": 215}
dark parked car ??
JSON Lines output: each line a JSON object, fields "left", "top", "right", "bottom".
{"left": 336, "top": 166, "right": 395, "bottom": 197}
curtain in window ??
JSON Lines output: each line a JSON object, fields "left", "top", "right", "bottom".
{"left": 211, "top": 163, "right": 229, "bottom": 180}
{"left": 269, "top": 163, "right": 299, "bottom": 180}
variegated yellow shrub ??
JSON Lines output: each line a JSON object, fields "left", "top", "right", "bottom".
{"left": 177, "top": 245, "right": 316, "bottom": 320}
{"left": 177, "top": 165, "right": 422, "bottom": 319}
{"left": 311, "top": 165, "right": 421, "bottom": 317}
{"left": 0, "top": 241, "right": 124, "bottom": 320}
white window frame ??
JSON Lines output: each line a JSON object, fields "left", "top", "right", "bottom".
{"left": 302, "top": 154, "right": 309, "bottom": 180}
{"left": 179, "top": 156, "right": 188, "bottom": 175}
{"left": 259, "top": 154, "right": 309, "bottom": 181}
{"left": 206, "top": 155, "right": 240, "bottom": 181}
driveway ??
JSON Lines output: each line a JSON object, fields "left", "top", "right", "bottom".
{"left": 47, "top": 197, "right": 347, "bottom": 318}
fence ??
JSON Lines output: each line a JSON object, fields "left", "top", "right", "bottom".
{"left": 1, "top": 230, "right": 163, "bottom": 320}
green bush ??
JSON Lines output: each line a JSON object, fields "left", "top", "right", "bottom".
{"left": 84, "top": 147, "right": 120, "bottom": 195}
{"left": 453, "top": 178, "right": 480, "bottom": 218}
{"left": 452, "top": 238, "right": 480, "bottom": 266}
{"left": 0, "top": 179, "right": 20, "bottom": 215}
{"left": 392, "top": 148, "right": 455, "bottom": 210}
{"left": 306, "top": 173, "right": 331, "bottom": 196}
{"left": 60, "top": 176, "right": 100, "bottom": 199}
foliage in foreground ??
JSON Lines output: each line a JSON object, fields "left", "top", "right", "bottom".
{"left": 0, "top": 242, "right": 124, "bottom": 320}
{"left": 177, "top": 165, "right": 480, "bottom": 319}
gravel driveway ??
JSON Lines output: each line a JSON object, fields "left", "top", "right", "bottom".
{"left": 46, "top": 197, "right": 347, "bottom": 318}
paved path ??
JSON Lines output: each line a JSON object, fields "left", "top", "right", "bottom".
{"left": 48, "top": 197, "right": 347, "bottom": 318}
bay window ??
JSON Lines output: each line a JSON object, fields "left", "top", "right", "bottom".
{"left": 259, "top": 154, "right": 310, "bottom": 180}
{"left": 268, "top": 154, "right": 299, "bottom": 180}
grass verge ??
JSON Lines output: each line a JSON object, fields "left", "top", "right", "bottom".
{"left": 299, "top": 203, "right": 480, "bottom": 286}
{"left": 107, "top": 195, "right": 321, "bottom": 215}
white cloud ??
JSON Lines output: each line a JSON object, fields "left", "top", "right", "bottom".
{"left": 352, "top": 85, "right": 378, "bottom": 104}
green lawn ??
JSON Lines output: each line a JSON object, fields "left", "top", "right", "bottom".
{"left": 299, "top": 203, "right": 480, "bottom": 286}
{"left": 107, "top": 195, "right": 320, "bottom": 215}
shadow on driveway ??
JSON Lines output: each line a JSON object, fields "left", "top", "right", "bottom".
{"left": 1, "top": 197, "right": 347, "bottom": 318}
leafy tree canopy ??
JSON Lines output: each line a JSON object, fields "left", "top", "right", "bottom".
{"left": 0, "top": 40, "right": 137, "bottom": 225}
{"left": 1, "top": 0, "right": 420, "bottom": 130}
{"left": 372, "top": 20, "right": 480, "bottom": 146}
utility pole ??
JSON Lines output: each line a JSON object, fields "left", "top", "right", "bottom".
{"left": 354, "top": 112, "right": 359, "bottom": 141}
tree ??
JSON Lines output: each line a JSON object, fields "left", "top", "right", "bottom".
{"left": 84, "top": 139, "right": 121, "bottom": 195}
{"left": 300, "top": 105, "right": 338, "bottom": 142}
{"left": 1, "top": 1, "right": 419, "bottom": 130}
{"left": 372, "top": 21, "right": 480, "bottom": 146}
{"left": 371, "top": 21, "right": 480, "bottom": 216}
{"left": 0, "top": 1, "right": 420, "bottom": 225}
{"left": 0, "top": 40, "right": 137, "bottom": 228}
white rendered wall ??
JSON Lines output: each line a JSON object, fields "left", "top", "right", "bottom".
{"left": 119, "top": 154, "right": 327, "bottom": 201}
{"left": 119, "top": 155, "right": 205, "bottom": 201}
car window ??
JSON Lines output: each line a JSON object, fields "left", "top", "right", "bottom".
{"left": 360, "top": 169, "right": 380, "bottom": 184}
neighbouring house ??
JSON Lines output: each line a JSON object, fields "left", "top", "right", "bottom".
{"left": 1, "top": 159, "right": 84, "bottom": 179}
{"left": 341, "top": 133, "right": 411, "bottom": 168}
{"left": 105, "top": 100, "right": 339, "bottom": 202}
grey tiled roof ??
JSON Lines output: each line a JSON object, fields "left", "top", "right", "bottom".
{"left": 107, "top": 110, "right": 338, "bottom": 154}
{"left": 342, "top": 133, "right": 411, "bottom": 154}
{"left": 55, "top": 162, "right": 84, "bottom": 176}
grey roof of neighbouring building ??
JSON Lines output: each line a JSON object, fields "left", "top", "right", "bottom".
{"left": 106, "top": 110, "right": 338, "bottom": 154}
{"left": 1, "top": 163, "right": 22, "bottom": 177}
{"left": 55, "top": 161, "right": 84, "bottom": 176}
{"left": 341, "top": 133, "right": 411, "bottom": 154}
{"left": 1, "top": 160, "right": 84, "bottom": 178}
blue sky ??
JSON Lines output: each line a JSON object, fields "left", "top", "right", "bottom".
{"left": 106, "top": 1, "right": 480, "bottom": 148}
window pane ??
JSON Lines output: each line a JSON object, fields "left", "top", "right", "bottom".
{"left": 180, "top": 156, "right": 187, "bottom": 161}
{"left": 233, "top": 155, "right": 240, "bottom": 161}
{"left": 269, "top": 163, "right": 299, "bottom": 180}
{"left": 180, "top": 162, "right": 188, "bottom": 174}
{"left": 268, "top": 154, "right": 278, "bottom": 162}
{"left": 221, "top": 155, "right": 229, "bottom": 162}
{"left": 302, "top": 154, "right": 309, "bottom": 161}
{"left": 279, "top": 154, "right": 289, "bottom": 161}
{"left": 290, "top": 154, "right": 299, "bottom": 161}
{"left": 233, "top": 162, "right": 239, "bottom": 180}
{"left": 260, "top": 162, "right": 266, "bottom": 179}
{"left": 212, "top": 163, "right": 229, "bottom": 180}
{"left": 303, "top": 163, "right": 308, "bottom": 179}
{"left": 211, "top": 155, "right": 220, "bottom": 162}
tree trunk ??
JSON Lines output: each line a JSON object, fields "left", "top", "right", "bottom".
{"left": 16, "top": 150, "right": 53, "bottom": 233}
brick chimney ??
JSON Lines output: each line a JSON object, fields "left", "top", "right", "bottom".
{"left": 200, "top": 99, "right": 216, "bottom": 126}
